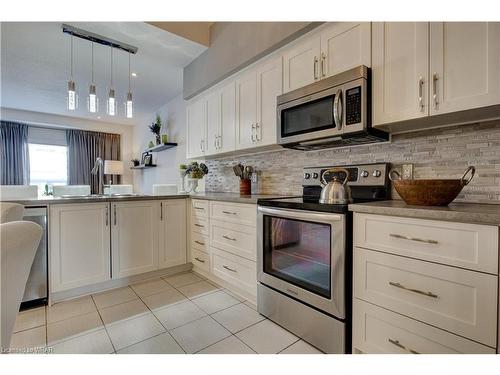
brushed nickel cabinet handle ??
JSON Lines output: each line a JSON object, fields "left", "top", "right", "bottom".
{"left": 222, "top": 234, "right": 237, "bottom": 241}
{"left": 194, "top": 240, "right": 205, "bottom": 246}
{"left": 251, "top": 123, "right": 256, "bottom": 142}
{"left": 160, "top": 202, "right": 163, "bottom": 221}
{"left": 223, "top": 265, "right": 237, "bottom": 273}
{"left": 418, "top": 76, "right": 424, "bottom": 111}
{"left": 194, "top": 207, "right": 205, "bottom": 211}
{"left": 389, "top": 233, "right": 438, "bottom": 244}
{"left": 432, "top": 72, "right": 439, "bottom": 109}
{"left": 321, "top": 52, "right": 326, "bottom": 77}
{"left": 194, "top": 257, "right": 206, "bottom": 263}
{"left": 113, "top": 204, "right": 117, "bottom": 226}
{"left": 389, "top": 281, "right": 439, "bottom": 299}
{"left": 105, "top": 205, "right": 109, "bottom": 226}
{"left": 313, "top": 56, "right": 319, "bottom": 80}
{"left": 388, "top": 338, "right": 420, "bottom": 354}
{"left": 255, "top": 122, "right": 260, "bottom": 141}
{"left": 194, "top": 223, "right": 204, "bottom": 228}
{"left": 222, "top": 210, "right": 237, "bottom": 215}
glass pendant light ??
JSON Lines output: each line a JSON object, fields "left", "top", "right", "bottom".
{"left": 125, "top": 52, "right": 133, "bottom": 118}
{"left": 88, "top": 40, "right": 98, "bottom": 113}
{"left": 107, "top": 46, "right": 116, "bottom": 116}
{"left": 67, "top": 33, "right": 77, "bottom": 110}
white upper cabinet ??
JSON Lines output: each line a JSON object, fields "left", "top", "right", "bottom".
{"left": 111, "top": 201, "right": 159, "bottom": 278}
{"left": 206, "top": 90, "right": 221, "bottom": 155}
{"left": 235, "top": 69, "right": 258, "bottom": 149}
{"left": 430, "top": 22, "right": 500, "bottom": 115}
{"left": 186, "top": 97, "right": 207, "bottom": 159}
{"left": 159, "top": 200, "right": 187, "bottom": 269}
{"left": 219, "top": 82, "right": 236, "bottom": 153}
{"left": 50, "top": 203, "right": 111, "bottom": 292}
{"left": 256, "top": 56, "right": 283, "bottom": 146}
{"left": 320, "top": 22, "right": 371, "bottom": 78}
{"left": 372, "top": 22, "right": 430, "bottom": 126}
{"left": 283, "top": 36, "right": 321, "bottom": 92}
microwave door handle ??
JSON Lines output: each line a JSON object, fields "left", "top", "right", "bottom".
{"left": 333, "top": 89, "right": 343, "bottom": 130}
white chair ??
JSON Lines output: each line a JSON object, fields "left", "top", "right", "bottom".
{"left": 104, "top": 184, "right": 134, "bottom": 195}
{"left": 52, "top": 185, "right": 91, "bottom": 197}
{"left": 152, "top": 184, "right": 178, "bottom": 195}
{"left": 0, "top": 202, "right": 24, "bottom": 223}
{"left": 0, "top": 185, "right": 38, "bottom": 200}
{"left": 1, "top": 221, "right": 42, "bottom": 350}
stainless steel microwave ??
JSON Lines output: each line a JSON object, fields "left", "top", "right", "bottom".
{"left": 277, "top": 65, "right": 388, "bottom": 150}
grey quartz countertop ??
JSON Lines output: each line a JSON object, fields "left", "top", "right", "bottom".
{"left": 1, "top": 194, "right": 189, "bottom": 206}
{"left": 349, "top": 200, "right": 500, "bottom": 226}
{"left": 189, "top": 192, "right": 296, "bottom": 204}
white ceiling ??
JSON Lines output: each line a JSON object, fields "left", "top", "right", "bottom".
{"left": 0, "top": 22, "right": 207, "bottom": 126}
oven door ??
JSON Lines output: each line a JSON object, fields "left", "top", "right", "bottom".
{"left": 257, "top": 206, "right": 346, "bottom": 319}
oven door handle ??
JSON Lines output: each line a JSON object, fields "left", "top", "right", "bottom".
{"left": 257, "top": 206, "right": 344, "bottom": 223}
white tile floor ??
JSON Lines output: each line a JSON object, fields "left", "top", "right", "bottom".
{"left": 9, "top": 271, "right": 323, "bottom": 354}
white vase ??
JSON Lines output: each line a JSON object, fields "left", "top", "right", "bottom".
{"left": 187, "top": 178, "right": 199, "bottom": 193}
{"left": 178, "top": 170, "right": 187, "bottom": 194}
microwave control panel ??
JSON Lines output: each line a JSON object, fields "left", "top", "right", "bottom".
{"left": 345, "top": 86, "right": 362, "bottom": 125}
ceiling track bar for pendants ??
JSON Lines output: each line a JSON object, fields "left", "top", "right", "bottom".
{"left": 62, "top": 24, "right": 138, "bottom": 54}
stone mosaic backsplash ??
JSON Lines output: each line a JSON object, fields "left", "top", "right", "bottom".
{"left": 204, "top": 120, "right": 500, "bottom": 203}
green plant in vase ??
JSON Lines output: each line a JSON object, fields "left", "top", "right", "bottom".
{"left": 184, "top": 162, "right": 209, "bottom": 193}
{"left": 148, "top": 114, "right": 162, "bottom": 145}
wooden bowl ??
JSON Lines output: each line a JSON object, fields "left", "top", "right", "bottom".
{"left": 389, "top": 166, "right": 475, "bottom": 206}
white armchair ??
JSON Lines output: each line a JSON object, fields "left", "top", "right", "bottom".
{"left": 1, "top": 221, "right": 42, "bottom": 351}
{"left": 0, "top": 203, "right": 24, "bottom": 224}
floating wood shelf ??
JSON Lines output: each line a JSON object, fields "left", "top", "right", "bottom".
{"left": 130, "top": 164, "right": 157, "bottom": 170}
{"left": 145, "top": 143, "right": 178, "bottom": 153}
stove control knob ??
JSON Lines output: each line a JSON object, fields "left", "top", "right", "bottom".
{"left": 312, "top": 172, "right": 319, "bottom": 179}
{"left": 304, "top": 172, "right": 311, "bottom": 179}
{"left": 361, "top": 170, "right": 369, "bottom": 178}
{"left": 372, "top": 170, "right": 382, "bottom": 178}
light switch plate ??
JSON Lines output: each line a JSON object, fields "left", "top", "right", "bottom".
{"left": 402, "top": 164, "right": 414, "bottom": 180}
{"left": 251, "top": 170, "right": 258, "bottom": 183}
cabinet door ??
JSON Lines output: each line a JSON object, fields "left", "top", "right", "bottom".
{"left": 235, "top": 70, "right": 258, "bottom": 150}
{"left": 159, "top": 200, "right": 187, "bottom": 269}
{"left": 186, "top": 98, "right": 207, "bottom": 159}
{"left": 430, "top": 22, "right": 500, "bottom": 115}
{"left": 49, "top": 203, "right": 110, "bottom": 292}
{"left": 256, "top": 56, "right": 282, "bottom": 146}
{"left": 320, "top": 22, "right": 371, "bottom": 78}
{"left": 219, "top": 81, "right": 236, "bottom": 153}
{"left": 206, "top": 90, "right": 221, "bottom": 155}
{"left": 283, "top": 35, "right": 321, "bottom": 92}
{"left": 372, "top": 22, "right": 429, "bottom": 126}
{"left": 111, "top": 201, "right": 159, "bottom": 278}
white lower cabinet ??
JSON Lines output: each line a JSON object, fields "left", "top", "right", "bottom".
{"left": 111, "top": 201, "right": 160, "bottom": 278}
{"left": 211, "top": 248, "right": 257, "bottom": 297}
{"left": 49, "top": 203, "right": 111, "bottom": 293}
{"left": 353, "top": 212, "right": 500, "bottom": 353}
{"left": 159, "top": 200, "right": 187, "bottom": 269}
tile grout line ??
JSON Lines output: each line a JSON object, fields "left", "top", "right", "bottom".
{"left": 90, "top": 294, "right": 117, "bottom": 354}
{"left": 276, "top": 338, "right": 302, "bottom": 354}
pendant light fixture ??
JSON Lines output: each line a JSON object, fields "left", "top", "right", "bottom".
{"left": 107, "top": 46, "right": 116, "bottom": 116}
{"left": 67, "top": 33, "right": 77, "bottom": 110}
{"left": 126, "top": 52, "right": 133, "bottom": 118}
{"left": 88, "top": 40, "right": 98, "bottom": 113}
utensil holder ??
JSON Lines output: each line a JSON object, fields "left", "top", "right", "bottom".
{"left": 239, "top": 179, "right": 251, "bottom": 195}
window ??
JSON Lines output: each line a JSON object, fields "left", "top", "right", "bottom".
{"left": 29, "top": 143, "right": 68, "bottom": 196}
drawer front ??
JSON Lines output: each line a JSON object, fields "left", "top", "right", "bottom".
{"left": 353, "top": 299, "right": 495, "bottom": 354}
{"left": 354, "top": 213, "right": 499, "bottom": 274}
{"left": 210, "top": 219, "right": 256, "bottom": 261}
{"left": 211, "top": 248, "right": 257, "bottom": 297}
{"left": 191, "top": 232, "right": 209, "bottom": 253}
{"left": 210, "top": 201, "right": 256, "bottom": 226}
{"left": 192, "top": 216, "right": 209, "bottom": 236}
{"left": 354, "top": 247, "right": 498, "bottom": 347}
{"left": 191, "top": 248, "right": 210, "bottom": 273}
{"left": 192, "top": 199, "right": 209, "bottom": 218}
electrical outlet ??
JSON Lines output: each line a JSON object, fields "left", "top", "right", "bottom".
{"left": 251, "top": 169, "right": 258, "bottom": 183}
{"left": 402, "top": 164, "right": 414, "bottom": 180}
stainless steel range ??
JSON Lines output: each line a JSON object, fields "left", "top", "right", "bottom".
{"left": 257, "top": 163, "right": 390, "bottom": 353}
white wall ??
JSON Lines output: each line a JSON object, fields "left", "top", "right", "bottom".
{"left": 0, "top": 107, "right": 135, "bottom": 185}
{"left": 133, "top": 94, "right": 205, "bottom": 194}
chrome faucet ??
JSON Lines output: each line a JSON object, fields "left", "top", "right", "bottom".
{"left": 91, "top": 157, "right": 104, "bottom": 195}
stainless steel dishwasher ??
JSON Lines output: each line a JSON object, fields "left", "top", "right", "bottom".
{"left": 20, "top": 206, "right": 48, "bottom": 309}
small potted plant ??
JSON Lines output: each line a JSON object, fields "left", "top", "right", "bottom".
{"left": 184, "top": 162, "right": 209, "bottom": 193}
{"left": 148, "top": 114, "right": 162, "bottom": 145}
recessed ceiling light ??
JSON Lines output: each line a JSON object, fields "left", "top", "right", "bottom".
{"left": 131, "top": 72, "right": 137, "bottom": 77}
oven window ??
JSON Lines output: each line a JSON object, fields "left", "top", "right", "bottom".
{"left": 281, "top": 95, "right": 335, "bottom": 138}
{"left": 263, "top": 215, "right": 331, "bottom": 298}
